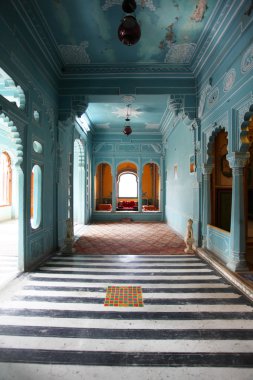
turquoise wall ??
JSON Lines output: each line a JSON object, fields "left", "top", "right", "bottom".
{"left": 164, "top": 117, "right": 198, "bottom": 239}
{"left": 0, "top": 2, "right": 59, "bottom": 270}
{"left": 197, "top": 7, "right": 253, "bottom": 268}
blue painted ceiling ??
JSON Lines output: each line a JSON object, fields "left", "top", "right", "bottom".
{"left": 36, "top": 0, "right": 218, "bottom": 134}
{"left": 38, "top": 0, "right": 216, "bottom": 66}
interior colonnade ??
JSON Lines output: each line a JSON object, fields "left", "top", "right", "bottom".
{"left": 201, "top": 112, "right": 253, "bottom": 272}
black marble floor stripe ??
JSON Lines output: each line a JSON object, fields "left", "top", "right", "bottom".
{"left": 13, "top": 295, "right": 248, "bottom": 306}
{"left": 28, "top": 276, "right": 226, "bottom": 284}
{"left": 0, "top": 348, "right": 252, "bottom": 367}
{"left": 1, "top": 325, "right": 253, "bottom": 340}
{"left": 23, "top": 285, "right": 236, "bottom": 294}
{"left": 37, "top": 269, "right": 215, "bottom": 276}
{"left": 44, "top": 264, "right": 208, "bottom": 270}
{"left": 0, "top": 308, "right": 252, "bottom": 320}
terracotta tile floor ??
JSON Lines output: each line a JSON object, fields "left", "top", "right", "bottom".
{"left": 74, "top": 222, "right": 187, "bottom": 255}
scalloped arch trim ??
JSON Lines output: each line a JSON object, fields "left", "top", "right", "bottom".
{"left": 0, "top": 112, "right": 23, "bottom": 164}
{"left": 206, "top": 124, "right": 228, "bottom": 165}
{"left": 0, "top": 68, "right": 25, "bottom": 109}
{"left": 240, "top": 104, "right": 253, "bottom": 151}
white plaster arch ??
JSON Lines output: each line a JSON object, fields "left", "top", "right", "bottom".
{"left": 0, "top": 68, "right": 26, "bottom": 110}
{"left": 0, "top": 111, "right": 24, "bottom": 271}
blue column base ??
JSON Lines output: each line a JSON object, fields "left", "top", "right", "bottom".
{"left": 226, "top": 257, "right": 249, "bottom": 272}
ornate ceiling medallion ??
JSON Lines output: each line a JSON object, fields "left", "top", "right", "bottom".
{"left": 223, "top": 69, "right": 236, "bottom": 92}
{"left": 121, "top": 95, "right": 136, "bottom": 103}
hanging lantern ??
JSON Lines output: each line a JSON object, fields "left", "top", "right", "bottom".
{"left": 122, "top": 0, "right": 137, "bottom": 13}
{"left": 123, "top": 125, "right": 132, "bottom": 135}
{"left": 118, "top": 15, "right": 141, "bottom": 46}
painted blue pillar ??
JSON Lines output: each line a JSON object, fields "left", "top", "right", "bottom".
{"left": 112, "top": 166, "right": 117, "bottom": 212}
{"left": 138, "top": 167, "right": 142, "bottom": 213}
{"left": 202, "top": 164, "right": 213, "bottom": 248}
{"left": 227, "top": 152, "right": 249, "bottom": 271}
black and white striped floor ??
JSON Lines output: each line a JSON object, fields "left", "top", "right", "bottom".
{"left": 0, "top": 254, "right": 253, "bottom": 380}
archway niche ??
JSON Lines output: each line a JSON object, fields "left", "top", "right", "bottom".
{"left": 142, "top": 163, "right": 160, "bottom": 211}
{"left": 210, "top": 129, "right": 232, "bottom": 231}
{"left": 95, "top": 163, "right": 112, "bottom": 211}
{"left": 116, "top": 162, "right": 138, "bottom": 211}
{"left": 0, "top": 112, "right": 24, "bottom": 276}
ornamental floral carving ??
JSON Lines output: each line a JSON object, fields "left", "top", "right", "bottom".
{"left": 223, "top": 68, "right": 236, "bottom": 92}
{"left": 164, "top": 43, "right": 196, "bottom": 64}
{"left": 102, "top": 0, "right": 156, "bottom": 11}
{"left": 58, "top": 41, "right": 91, "bottom": 64}
{"left": 241, "top": 43, "right": 253, "bottom": 74}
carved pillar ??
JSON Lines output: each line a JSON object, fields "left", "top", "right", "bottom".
{"left": 112, "top": 163, "right": 117, "bottom": 212}
{"left": 202, "top": 164, "right": 213, "bottom": 248}
{"left": 138, "top": 167, "right": 142, "bottom": 212}
{"left": 227, "top": 152, "right": 250, "bottom": 271}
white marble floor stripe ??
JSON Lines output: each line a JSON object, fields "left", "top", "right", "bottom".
{"left": 2, "top": 300, "right": 252, "bottom": 312}
{"left": 16, "top": 289, "right": 241, "bottom": 299}
{"left": 1, "top": 336, "right": 253, "bottom": 353}
{"left": 1, "top": 363, "right": 252, "bottom": 380}
{"left": 31, "top": 273, "right": 221, "bottom": 280}
{"left": 0, "top": 316, "right": 252, "bottom": 330}
{"left": 26, "top": 280, "right": 231, "bottom": 289}
{"left": 39, "top": 266, "right": 213, "bottom": 273}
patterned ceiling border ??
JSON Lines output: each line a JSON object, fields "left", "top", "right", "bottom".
{"left": 61, "top": 64, "right": 193, "bottom": 76}
{"left": 102, "top": 0, "right": 156, "bottom": 11}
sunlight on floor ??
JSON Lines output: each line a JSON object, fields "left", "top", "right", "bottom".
{"left": 0, "top": 219, "right": 19, "bottom": 289}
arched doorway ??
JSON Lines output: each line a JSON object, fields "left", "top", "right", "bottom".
{"left": 0, "top": 112, "right": 24, "bottom": 288}
{"left": 142, "top": 163, "right": 160, "bottom": 211}
{"left": 95, "top": 162, "right": 112, "bottom": 212}
{"left": 116, "top": 162, "right": 138, "bottom": 211}
{"left": 210, "top": 129, "right": 232, "bottom": 231}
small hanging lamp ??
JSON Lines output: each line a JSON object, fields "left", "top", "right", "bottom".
{"left": 123, "top": 105, "right": 133, "bottom": 135}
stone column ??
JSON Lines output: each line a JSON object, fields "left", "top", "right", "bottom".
{"left": 202, "top": 164, "right": 213, "bottom": 248}
{"left": 138, "top": 168, "right": 142, "bottom": 212}
{"left": 227, "top": 152, "right": 249, "bottom": 271}
{"left": 111, "top": 161, "right": 117, "bottom": 212}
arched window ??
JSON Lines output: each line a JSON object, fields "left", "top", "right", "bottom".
{"left": 118, "top": 172, "right": 138, "bottom": 198}
{"left": 0, "top": 152, "right": 12, "bottom": 206}
{"left": 30, "top": 165, "right": 42, "bottom": 229}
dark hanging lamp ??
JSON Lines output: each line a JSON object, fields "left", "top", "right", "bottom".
{"left": 118, "top": 0, "right": 141, "bottom": 46}
{"left": 122, "top": 0, "right": 137, "bottom": 13}
{"left": 118, "top": 16, "right": 141, "bottom": 46}
{"left": 123, "top": 105, "right": 133, "bottom": 135}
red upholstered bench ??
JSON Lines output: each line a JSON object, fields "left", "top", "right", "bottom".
{"left": 97, "top": 204, "right": 112, "bottom": 211}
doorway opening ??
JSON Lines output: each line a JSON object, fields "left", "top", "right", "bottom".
{"left": 0, "top": 114, "right": 24, "bottom": 289}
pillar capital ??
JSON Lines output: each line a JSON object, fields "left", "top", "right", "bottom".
{"left": 227, "top": 152, "right": 250, "bottom": 169}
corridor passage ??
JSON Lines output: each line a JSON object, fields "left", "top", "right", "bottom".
{"left": 0, "top": 253, "right": 252, "bottom": 379}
